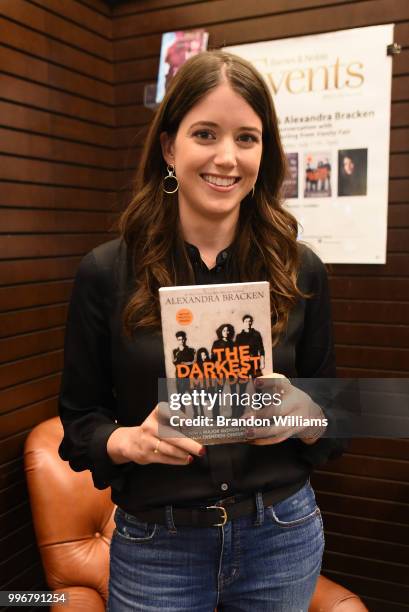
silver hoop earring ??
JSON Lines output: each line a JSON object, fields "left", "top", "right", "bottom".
{"left": 252, "top": 185, "right": 255, "bottom": 198}
{"left": 162, "top": 164, "right": 179, "bottom": 194}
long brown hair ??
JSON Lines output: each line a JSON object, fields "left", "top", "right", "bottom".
{"left": 119, "top": 50, "right": 304, "bottom": 344}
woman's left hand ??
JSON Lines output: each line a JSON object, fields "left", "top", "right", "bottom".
{"left": 245, "top": 374, "right": 327, "bottom": 446}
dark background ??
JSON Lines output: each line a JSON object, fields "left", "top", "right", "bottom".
{"left": 0, "top": 0, "right": 408, "bottom": 610}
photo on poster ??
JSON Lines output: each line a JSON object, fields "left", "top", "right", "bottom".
{"left": 304, "top": 153, "right": 332, "bottom": 198}
{"left": 338, "top": 149, "right": 368, "bottom": 197}
{"left": 156, "top": 30, "right": 209, "bottom": 103}
{"left": 282, "top": 153, "right": 299, "bottom": 199}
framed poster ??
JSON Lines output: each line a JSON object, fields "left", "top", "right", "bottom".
{"left": 226, "top": 25, "right": 394, "bottom": 263}
{"left": 156, "top": 29, "right": 209, "bottom": 103}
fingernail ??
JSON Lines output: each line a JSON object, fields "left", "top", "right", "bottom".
{"left": 188, "top": 455, "right": 194, "bottom": 463}
{"left": 199, "top": 447, "right": 207, "bottom": 456}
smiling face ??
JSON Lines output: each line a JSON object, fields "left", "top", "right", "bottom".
{"left": 160, "top": 82, "right": 263, "bottom": 223}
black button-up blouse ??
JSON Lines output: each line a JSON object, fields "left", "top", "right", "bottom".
{"left": 58, "top": 238, "right": 343, "bottom": 514}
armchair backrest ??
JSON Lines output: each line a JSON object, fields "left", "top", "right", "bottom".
{"left": 24, "top": 416, "right": 115, "bottom": 604}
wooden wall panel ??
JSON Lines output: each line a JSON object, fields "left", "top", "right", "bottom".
{"left": 113, "top": 0, "right": 210, "bottom": 18}
{"left": 111, "top": 1, "right": 409, "bottom": 610}
{"left": 112, "top": 0, "right": 381, "bottom": 40}
{"left": 0, "top": 155, "right": 116, "bottom": 189}
{"left": 0, "top": 0, "right": 115, "bottom": 600}
{"left": 0, "top": 351, "right": 64, "bottom": 390}
{"left": 29, "top": 0, "right": 112, "bottom": 38}
{"left": 0, "top": 258, "right": 81, "bottom": 284}
{"left": 0, "top": 0, "right": 111, "bottom": 60}
{"left": 0, "top": 19, "right": 111, "bottom": 81}
{"left": 0, "top": 209, "right": 116, "bottom": 233}
{"left": 0, "top": 74, "right": 114, "bottom": 125}
{"left": 0, "top": 281, "right": 73, "bottom": 312}
{"left": 112, "top": 2, "right": 409, "bottom": 60}
{"left": 0, "top": 101, "right": 115, "bottom": 148}
{"left": 0, "top": 395, "right": 59, "bottom": 440}
{"left": 0, "top": 233, "right": 113, "bottom": 259}
{"left": 331, "top": 297, "right": 409, "bottom": 325}
{"left": 0, "top": 128, "right": 115, "bottom": 168}
{"left": 0, "top": 46, "right": 113, "bottom": 104}
{"left": 0, "top": 183, "right": 118, "bottom": 211}
{"left": 0, "top": 500, "right": 34, "bottom": 541}
{"left": 0, "top": 329, "right": 66, "bottom": 364}
{"left": 78, "top": 0, "right": 110, "bottom": 16}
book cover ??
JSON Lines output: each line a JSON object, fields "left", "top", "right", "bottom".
{"left": 159, "top": 281, "right": 272, "bottom": 444}
{"left": 155, "top": 29, "right": 209, "bottom": 103}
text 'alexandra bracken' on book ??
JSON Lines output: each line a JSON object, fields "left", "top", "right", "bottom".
{"left": 158, "top": 281, "right": 273, "bottom": 444}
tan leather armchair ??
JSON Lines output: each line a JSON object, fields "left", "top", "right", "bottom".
{"left": 24, "top": 417, "right": 368, "bottom": 611}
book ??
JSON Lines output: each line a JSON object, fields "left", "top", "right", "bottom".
{"left": 159, "top": 281, "right": 272, "bottom": 444}
{"left": 155, "top": 29, "right": 209, "bottom": 103}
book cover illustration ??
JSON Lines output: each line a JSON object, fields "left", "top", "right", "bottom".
{"left": 159, "top": 281, "right": 272, "bottom": 443}
{"left": 155, "top": 29, "right": 209, "bottom": 103}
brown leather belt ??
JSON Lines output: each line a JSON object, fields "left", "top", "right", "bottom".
{"left": 126, "top": 480, "right": 306, "bottom": 528}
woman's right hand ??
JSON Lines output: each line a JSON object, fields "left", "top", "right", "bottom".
{"left": 106, "top": 404, "right": 205, "bottom": 466}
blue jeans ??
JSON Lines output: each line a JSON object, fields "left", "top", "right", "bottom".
{"left": 108, "top": 481, "right": 324, "bottom": 611}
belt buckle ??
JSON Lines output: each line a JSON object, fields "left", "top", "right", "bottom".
{"left": 206, "top": 505, "right": 227, "bottom": 527}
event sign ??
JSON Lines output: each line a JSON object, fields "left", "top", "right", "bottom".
{"left": 226, "top": 25, "right": 394, "bottom": 263}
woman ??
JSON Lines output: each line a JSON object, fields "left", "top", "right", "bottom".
{"left": 338, "top": 151, "right": 367, "bottom": 196}
{"left": 197, "top": 346, "right": 211, "bottom": 367}
{"left": 59, "top": 50, "right": 343, "bottom": 611}
{"left": 211, "top": 324, "right": 235, "bottom": 361}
